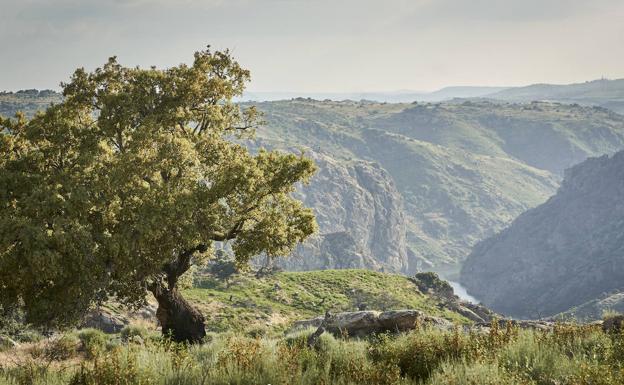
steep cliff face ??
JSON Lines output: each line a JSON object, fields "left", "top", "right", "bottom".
{"left": 461, "top": 151, "right": 624, "bottom": 319}
{"left": 280, "top": 151, "right": 409, "bottom": 272}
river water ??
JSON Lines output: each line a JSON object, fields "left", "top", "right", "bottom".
{"left": 447, "top": 280, "right": 480, "bottom": 303}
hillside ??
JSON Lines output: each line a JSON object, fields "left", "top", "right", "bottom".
{"left": 5, "top": 91, "right": 624, "bottom": 272}
{"left": 461, "top": 150, "right": 624, "bottom": 319}
{"left": 184, "top": 269, "right": 470, "bottom": 332}
{"left": 487, "top": 78, "right": 624, "bottom": 114}
{"left": 254, "top": 99, "right": 624, "bottom": 271}
{"left": 0, "top": 89, "right": 62, "bottom": 117}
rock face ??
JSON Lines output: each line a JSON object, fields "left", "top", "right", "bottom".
{"left": 461, "top": 151, "right": 624, "bottom": 319}
{"left": 279, "top": 151, "right": 409, "bottom": 272}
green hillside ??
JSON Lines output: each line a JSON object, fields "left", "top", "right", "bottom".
{"left": 5, "top": 92, "right": 624, "bottom": 270}
{"left": 252, "top": 98, "right": 624, "bottom": 270}
{"left": 185, "top": 269, "right": 468, "bottom": 332}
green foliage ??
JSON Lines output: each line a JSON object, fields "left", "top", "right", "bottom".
{"left": 410, "top": 271, "right": 455, "bottom": 298}
{"left": 15, "top": 330, "right": 43, "bottom": 344}
{"left": 120, "top": 325, "right": 150, "bottom": 343}
{"left": 500, "top": 332, "right": 577, "bottom": 385}
{"left": 41, "top": 335, "right": 79, "bottom": 362}
{"left": 0, "top": 48, "right": 317, "bottom": 329}
{"left": 3, "top": 326, "right": 624, "bottom": 384}
{"left": 427, "top": 361, "right": 525, "bottom": 385}
{"left": 77, "top": 329, "right": 108, "bottom": 358}
{"left": 184, "top": 269, "right": 469, "bottom": 333}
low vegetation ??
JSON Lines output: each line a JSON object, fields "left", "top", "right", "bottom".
{"left": 187, "top": 269, "right": 469, "bottom": 333}
{"left": 3, "top": 321, "right": 624, "bottom": 384}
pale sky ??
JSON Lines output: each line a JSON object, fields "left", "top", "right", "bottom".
{"left": 1, "top": 0, "right": 623, "bottom": 93}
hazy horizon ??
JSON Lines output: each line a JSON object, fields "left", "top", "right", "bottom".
{"left": 2, "top": 0, "right": 624, "bottom": 93}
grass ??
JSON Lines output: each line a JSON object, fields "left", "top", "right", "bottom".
{"left": 3, "top": 321, "right": 624, "bottom": 384}
{"left": 185, "top": 269, "right": 468, "bottom": 333}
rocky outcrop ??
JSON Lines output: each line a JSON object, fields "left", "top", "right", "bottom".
{"left": 461, "top": 151, "right": 624, "bottom": 319}
{"left": 81, "top": 304, "right": 157, "bottom": 333}
{"left": 291, "top": 310, "right": 453, "bottom": 337}
{"left": 279, "top": 150, "right": 409, "bottom": 272}
{"left": 290, "top": 310, "right": 550, "bottom": 338}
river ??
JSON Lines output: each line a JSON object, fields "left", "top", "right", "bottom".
{"left": 447, "top": 280, "right": 480, "bottom": 303}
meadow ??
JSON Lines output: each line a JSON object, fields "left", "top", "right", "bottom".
{"left": 2, "top": 320, "right": 624, "bottom": 385}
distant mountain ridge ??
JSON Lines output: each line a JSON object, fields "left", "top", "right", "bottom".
{"left": 242, "top": 86, "right": 508, "bottom": 103}
{"left": 485, "top": 78, "right": 624, "bottom": 114}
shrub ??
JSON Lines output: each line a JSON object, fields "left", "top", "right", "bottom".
{"left": 0, "top": 335, "right": 18, "bottom": 352}
{"left": 120, "top": 325, "right": 150, "bottom": 343}
{"left": 410, "top": 272, "right": 455, "bottom": 299}
{"left": 16, "top": 330, "right": 44, "bottom": 343}
{"left": 77, "top": 329, "right": 108, "bottom": 358}
{"left": 70, "top": 351, "right": 154, "bottom": 385}
{"left": 427, "top": 360, "right": 525, "bottom": 385}
{"left": 42, "top": 334, "right": 79, "bottom": 361}
{"left": 369, "top": 327, "right": 474, "bottom": 382}
{"left": 500, "top": 331, "right": 578, "bottom": 385}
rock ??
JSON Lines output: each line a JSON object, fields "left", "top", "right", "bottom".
{"left": 271, "top": 149, "right": 409, "bottom": 273}
{"left": 446, "top": 302, "right": 498, "bottom": 323}
{"left": 82, "top": 310, "right": 128, "bottom": 334}
{"left": 291, "top": 317, "right": 324, "bottom": 330}
{"left": 291, "top": 310, "right": 452, "bottom": 337}
{"left": 325, "top": 311, "right": 382, "bottom": 337}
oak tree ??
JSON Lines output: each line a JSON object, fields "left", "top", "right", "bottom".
{"left": 0, "top": 48, "right": 317, "bottom": 342}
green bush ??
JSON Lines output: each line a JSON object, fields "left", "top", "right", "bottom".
{"left": 70, "top": 352, "right": 153, "bottom": 385}
{"left": 5, "top": 323, "right": 624, "bottom": 385}
{"left": 77, "top": 329, "right": 108, "bottom": 358}
{"left": 16, "top": 330, "right": 44, "bottom": 343}
{"left": 0, "top": 335, "right": 17, "bottom": 352}
{"left": 369, "top": 327, "right": 474, "bottom": 382}
{"left": 500, "top": 332, "right": 578, "bottom": 385}
{"left": 120, "top": 325, "right": 150, "bottom": 343}
{"left": 427, "top": 360, "right": 525, "bottom": 385}
{"left": 42, "top": 334, "right": 79, "bottom": 361}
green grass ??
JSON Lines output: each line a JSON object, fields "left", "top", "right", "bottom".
{"left": 4, "top": 322, "right": 624, "bottom": 385}
{"left": 185, "top": 269, "right": 468, "bottom": 333}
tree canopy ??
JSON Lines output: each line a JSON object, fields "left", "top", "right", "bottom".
{"left": 0, "top": 48, "right": 317, "bottom": 335}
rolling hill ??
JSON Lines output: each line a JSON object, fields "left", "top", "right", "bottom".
{"left": 487, "top": 78, "right": 624, "bottom": 114}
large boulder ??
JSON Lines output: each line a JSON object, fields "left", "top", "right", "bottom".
{"left": 81, "top": 310, "right": 128, "bottom": 333}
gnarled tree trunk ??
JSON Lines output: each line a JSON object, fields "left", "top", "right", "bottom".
{"left": 151, "top": 283, "right": 206, "bottom": 343}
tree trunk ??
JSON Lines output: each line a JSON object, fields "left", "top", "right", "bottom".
{"left": 151, "top": 285, "right": 206, "bottom": 343}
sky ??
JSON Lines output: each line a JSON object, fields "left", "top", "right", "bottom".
{"left": 1, "top": 0, "right": 624, "bottom": 93}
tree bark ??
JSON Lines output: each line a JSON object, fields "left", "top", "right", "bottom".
{"left": 151, "top": 284, "right": 206, "bottom": 343}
